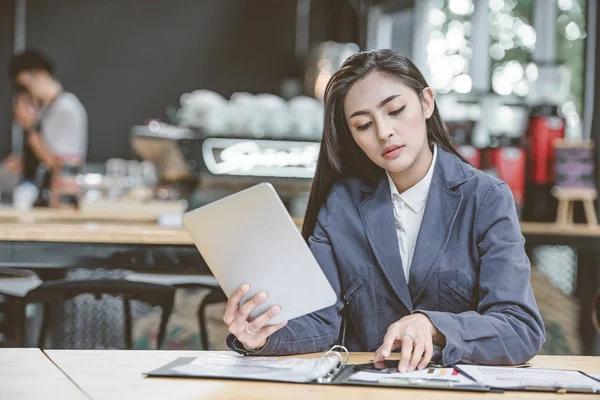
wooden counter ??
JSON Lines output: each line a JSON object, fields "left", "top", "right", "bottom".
{"left": 0, "top": 218, "right": 303, "bottom": 245}
{"left": 521, "top": 221, "right": 600, "bottom": 237}
{"left": 0, "top": 222, "right": 193, "bottom": 245}
{"left": 0, "top": 202, "right": 186, "bottom": 224}
{"left": 43, "top": 350, "right": 600, "bottom": 400}
{"left": 0, "top": 221, "right": 598, "bottom": 246}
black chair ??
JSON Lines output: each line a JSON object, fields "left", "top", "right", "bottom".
{"left": 0, "top": 268, "right": 43, "bottom": 346}
{"left": 197, "top": 287, "right": 228, "bottom": 349}
{"left": 0, "top": 299, "right": 12, "bottom": 345}
{"left": 124, "top": 272, "right": 227, "bottom": 349}
{"left": 594, "top": 291, "right": 600, "bottom": 334}
{"left": 13, "top": 279, "right": 175, "bottom": 349}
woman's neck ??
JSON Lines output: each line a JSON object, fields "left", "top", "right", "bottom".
{"left": 388, "top": 145, "right": 434, "bottom": 193}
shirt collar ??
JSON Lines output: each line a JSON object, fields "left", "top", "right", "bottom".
{"left": 387, "top": 144, "right": 437, "bottom": 213}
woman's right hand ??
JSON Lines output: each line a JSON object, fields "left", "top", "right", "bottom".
{"left": 223, "top": 284, "right": 288, "bottom": 350}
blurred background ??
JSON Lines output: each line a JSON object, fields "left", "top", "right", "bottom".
{"left": 0, "top": 0, "right": 598, "bottom": 357}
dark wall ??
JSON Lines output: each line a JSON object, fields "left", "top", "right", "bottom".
{"left": 310, "top": 0, "right": 359, "bottom": 46}
{"left": 0, "top": 1, "right": 14, "bottom": 158}
{"left": 1, "top": 0, "right": 357, "bottom": 162}
{"left": 24, "top": 0, "right": 299, "bottom": 162}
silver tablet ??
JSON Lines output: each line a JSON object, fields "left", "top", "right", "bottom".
{"left": 182, "top": 183, "right": 337, "bottom": 325}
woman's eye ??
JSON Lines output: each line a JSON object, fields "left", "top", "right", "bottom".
{"left": 389, "top": 106, "right": 406, "bottom": 116}
{"left": 357, "top": 122, "right": 372, "bottom": 131}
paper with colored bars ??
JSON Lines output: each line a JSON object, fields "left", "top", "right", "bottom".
{"left": 456, "top": 364, "right": 600, "bottom": 391}
{"left": 349, "top": 367, "right": 480, "bottom": 386}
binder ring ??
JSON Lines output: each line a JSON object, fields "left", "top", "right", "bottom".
{"left": 317, "top": 345, "right": 350, "bottom": 384}
{"left": 324, "top": 345, "right": 350, "bottom": 365}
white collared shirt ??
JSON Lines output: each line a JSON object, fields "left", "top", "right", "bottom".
{"left": 386, "top": 145, "right": 437, "bottom": 283}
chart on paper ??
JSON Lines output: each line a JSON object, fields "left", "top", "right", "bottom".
{"left": 457, "top": 365, "right": 600, "bottom": 389}
{"left": 349, "top": 367, "right": 478, "bottom": 386}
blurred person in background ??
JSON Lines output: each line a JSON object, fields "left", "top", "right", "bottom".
{"left": 5, "top": 49, "right": 88, "bottom": 175}
{"left": 2, "top": 84, "right": 38, "bottom": 178}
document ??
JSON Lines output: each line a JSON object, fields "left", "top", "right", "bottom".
{"left": 349, "top": 367, "right": 480, "bottom": 386}
{"left": 170, "top": 352, "right": 340, "bottom": 383}
{"left": 457, "top": 364, "right": 600, "bottom": 390}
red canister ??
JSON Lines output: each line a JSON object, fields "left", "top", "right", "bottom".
{"left": 527, "top": 105, "right": 565, "bottom": 185}
{"left": 522, "top": 105, "right": 566, "bottom": 222}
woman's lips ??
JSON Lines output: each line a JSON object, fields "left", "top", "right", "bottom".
{"left": 382, "top": 145, "right": 404, "bottom": 159}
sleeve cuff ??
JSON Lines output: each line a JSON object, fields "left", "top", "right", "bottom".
{"left": 413, "top": 310, "right": 464, "bottom": 365}
{"left": 226, "top": 334, "right": 271, "bottom": 356}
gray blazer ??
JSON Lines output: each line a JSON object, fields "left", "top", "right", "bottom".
{"left": 228, "top": 147, "right": 545, "bottom": 365}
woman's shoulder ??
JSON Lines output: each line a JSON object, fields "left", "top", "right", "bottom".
{"left": 330, "top": 177, "right": 367, "bottom": 202}
{"left": 316, "top": 177, "right": 367, "bottom": 218}
{"left": 457, "top": 159, "right": 514, "bottom": 206}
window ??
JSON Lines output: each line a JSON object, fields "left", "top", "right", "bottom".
{"left": 366, "top": 0, "right": 589, "bottom": 136}
{"left": 427, "top": 0, "right": 476, "bottom": 94}
{"left": 489, "top": 0, "right": 535, "bottom": 97}
{"left": 556, "top": 0, "right": 587, "bottom": 134}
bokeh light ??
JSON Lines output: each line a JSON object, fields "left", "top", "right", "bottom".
{"left": 426, "top": 0, "right": 475, "bottom": 94}
{"left": 489, "top": 0, "right": 534, "bottom": 97}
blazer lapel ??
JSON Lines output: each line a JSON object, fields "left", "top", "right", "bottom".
{"left": 359, "top": 178, "right": 413, "bottom": 313}
{"left": 408, "top": 182, "right": 462, "bottom": 302}
{"left": 408, "top": 148, "right": 466, "bottom": 303}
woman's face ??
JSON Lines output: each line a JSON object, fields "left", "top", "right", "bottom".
{"left": 343, "top": 72, "right": 435, "bottom": 175}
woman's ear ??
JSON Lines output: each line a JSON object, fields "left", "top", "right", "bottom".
{"left": 421, "top": 87, "right": 435, "bottom": 119}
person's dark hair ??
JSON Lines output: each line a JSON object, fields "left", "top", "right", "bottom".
{"left": 8, "top": 49, "right": 54, "bottom": 81}
{"left": 13, "top": 84, "right": 31, "bottom": 98}
{"left": 13, "top": 84, "right": 31, "bottom": 96}
{"left": 302, "top": 49, "right": 466, "bottom": 241}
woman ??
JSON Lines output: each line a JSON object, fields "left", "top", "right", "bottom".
{"left": 223, "top": 49, "right": 545, "bottom": 372}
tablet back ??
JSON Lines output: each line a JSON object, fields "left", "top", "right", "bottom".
{"left": 182, "top": 183, "right": 336, "bottom": 325}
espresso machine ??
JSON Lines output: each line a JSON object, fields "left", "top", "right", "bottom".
{"left": 130, "top": 121, "right": 318, "bottom": 217}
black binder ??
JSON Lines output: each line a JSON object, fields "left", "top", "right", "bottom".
{"left": 144, "top": 346, "right": 491, "bottom": 393}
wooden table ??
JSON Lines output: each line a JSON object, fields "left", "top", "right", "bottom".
{"left": 40, "top": 350, "right": 600, "bottom": 400}
{"left": 0, "top": 348, "right": 87, "bottom": 399}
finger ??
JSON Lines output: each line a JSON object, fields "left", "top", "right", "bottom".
{"left": 245, "top": 321, "right": 288, "bottom": 350}
{"left": 247, "top": 305, "right": 281, "bottom": 332}
{"left": 418, "top": 337, "right": 434, "bottom": 370}
{"left": 380, "top": 325, "right": 401, "bottom": 358}
{"left": 409, "top": 338, "right": 425, "bottom": 372}
{"left": 398, "top": 334, "right": 413, "bottom": 373}
{"left": 223, "top": 284, "right": 250, "bottom": 325}
{"left": 373, "top": 343, "right": 395, "bottom": 363}
{"left": 230, "top": 291, "right": 268, "bottom": 332}
{"left": 373, "top": 347, "right": 385, "bottom": 363}
{"left": 238, "top": 291, "right": 268, "bottom": 319}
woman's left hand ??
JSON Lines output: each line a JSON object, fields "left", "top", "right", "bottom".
{"left": 373, "top": 313, "right": 440, "bottom": 372}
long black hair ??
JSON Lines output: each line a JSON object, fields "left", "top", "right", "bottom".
{"left": 302, "top": 49, "right": 466, "bottom": 241}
